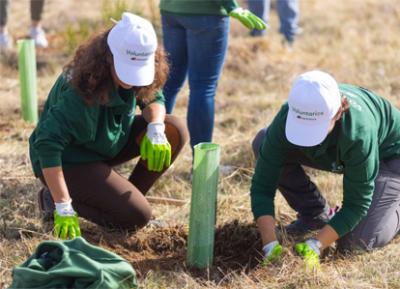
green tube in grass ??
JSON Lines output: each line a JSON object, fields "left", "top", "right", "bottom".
{"left": 18, "top": 39, "right": 38, "bottom": 124}
{"left": 187, "top": 143, "right": 220, "bottom": 268}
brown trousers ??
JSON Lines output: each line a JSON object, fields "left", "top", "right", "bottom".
{"left": 45, "top": 115, "right": 188, "bottom": 230}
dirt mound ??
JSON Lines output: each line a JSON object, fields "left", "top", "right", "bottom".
{"left": 214, "top": 220, "right": 262, "bottom": 270}
{"left": 84, "top": 220, "right": 263, "bottom": 282}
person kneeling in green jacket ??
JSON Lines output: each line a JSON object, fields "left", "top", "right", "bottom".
{"left": 251, "top": 70, "right": 400, "bottom": 270}
{"left": 29, "top": 12, "right": 188, "bottom": 240}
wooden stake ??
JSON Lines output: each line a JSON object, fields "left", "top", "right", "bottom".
{"left": 146, "top": 196, "right": 187, "bottom": 206}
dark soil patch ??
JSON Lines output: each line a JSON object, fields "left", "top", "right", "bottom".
{"left": 84, "top": 220, "right": 264, "bottom": 283}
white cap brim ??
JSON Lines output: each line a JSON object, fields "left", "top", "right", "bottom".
{"left": 285, "top": 110, "right": 331, "bottom": 147}
{"left": 113, "top": 54, "right": 155, "bottom": 86}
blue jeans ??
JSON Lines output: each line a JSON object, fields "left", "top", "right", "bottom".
{"left": 161, "top": 14, "right": 230, "bottom": 148}
{"left": 248, "top": 0, "right": 299, "bottom": 42}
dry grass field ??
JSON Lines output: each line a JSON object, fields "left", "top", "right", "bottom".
{"left": 1, "top": 0, "right": 400, "bottom": 288}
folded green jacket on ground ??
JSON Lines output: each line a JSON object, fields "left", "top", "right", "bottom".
{"left": 8, "top": 237, "right": 137, "bottom": 289}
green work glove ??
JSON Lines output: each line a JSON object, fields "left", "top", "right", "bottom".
{"left": 295, "top": 239, "right": 321, "bottom": 271}
{"left": 262, "top": 240, "right": 283, "bottom": 265}
{"left": 229, "top": 7, "right": 267, "bottom": 30}
{"left": 53, "top": 200, "right": 81, "bottom": 240}
{"left": 140, "top": 122, "right": 172, "bottom": 172}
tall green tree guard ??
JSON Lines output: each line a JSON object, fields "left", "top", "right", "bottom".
{"left": 18, "top": 39, "right": 38, "bottom": 124}
{"left": 187, "top": 143, "right": 220, "bottom": 268}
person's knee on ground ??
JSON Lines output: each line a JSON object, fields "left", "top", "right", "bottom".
{"left": 337, "top": 207, "right": 400, "bottom": 252}
{"left": 337, "top": 161, "right": 400, "bottom": 253}
{"left": 90, "top": 198, "right": 153, "bottom": 231}
{"left": 118, "top": 201, "right": 152, "bottom": 230}
{"left": 337, "top": 230, "right": 392, "bottom": 253}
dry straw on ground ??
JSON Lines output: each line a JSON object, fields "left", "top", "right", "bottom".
{"left": 1, "top": 0, "right": 400, "bottom": 288}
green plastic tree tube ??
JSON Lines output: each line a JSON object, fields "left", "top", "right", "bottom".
{"left": 187, "top": 143, "right": 220, "bottom": 268}
{"left": 18, "top": 39, "right": 38, "bottom": 124}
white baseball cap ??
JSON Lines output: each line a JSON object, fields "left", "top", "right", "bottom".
{"left": 285, "top": 70, "right": 341, "bottom": 147}
{"left": 107, "top": 12, "right": 157, "bottom": 86}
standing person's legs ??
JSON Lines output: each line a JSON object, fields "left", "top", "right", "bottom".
{"left": 108, "top": 115, "right": 189, "bottom": 194}
{"left": 248, "top": 0, "right": 270, "bottom": 36}
{"left": 185, "top": 15, "right": 230, "bottom": 148}
{"left": 30, "top": 0, "right": 47, "bottom": 47}
{"left": 30, "top": 0, "right": 44, "bottom": 25}
{"left": 252, "top": 128, "right": 330, "bottom": 231}
{"left": 0, "top": 0, "right": 11, "bottom": 49}
{"left": 337, "top": 159, "right": 400, "bottom": 251}
{"left": 161, "top": 14, "right": 189, "bottom": 114}
{"left": 276, "top": 0, "right": 299, "bottom": 44}
{"left": 0, "top": 0, "right": 9, "bottom": 28}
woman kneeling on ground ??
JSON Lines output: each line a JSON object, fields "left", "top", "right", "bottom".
{"left": 29, "top": 12, "right": 188, "bottom": 239}
{"left": 251, "top": 70, "right": 400, "bottom": 269}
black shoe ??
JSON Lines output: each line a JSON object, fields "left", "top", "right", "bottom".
{"left": 285, "top": 206, "right": 339, "bottom": 235}
{"left": 38, "top": 187, "right": 55, "bottom": 223}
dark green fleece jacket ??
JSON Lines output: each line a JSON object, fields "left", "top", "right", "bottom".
{"left": 251, "top": 84, "right": 400, "bottom": 237}
{"left": 29, "top": 73, "right": 164, "bottom": 177}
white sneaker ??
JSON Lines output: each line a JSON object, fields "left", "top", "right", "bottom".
{"left": 295, "top": 26, "right": 304, "bottom": 36}
{"left": 0, "top": 31, "right": 12, "bottom": 51}
{"left": 30, "top": 27, "right": 48, "bottom": 48}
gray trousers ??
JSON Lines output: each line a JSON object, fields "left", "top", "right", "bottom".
{"left": 252, "top": 128, "right": 400, "bottom": 251}
{"left": 0, "top": 0, "right": 45, "bottom": 26}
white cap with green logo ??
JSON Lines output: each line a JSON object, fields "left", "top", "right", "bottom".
{"left": 285, "top": 70, "right": 341, "bottom": 147}
{"left": 107, "top": 12, "right": 157, "bottom": 86}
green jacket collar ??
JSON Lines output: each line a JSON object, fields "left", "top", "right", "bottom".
{"left": 303, "top": 123, "right": 340, "bottom": 158}
{"left": 107, "top": 87, "right": 135, "bottom": 114}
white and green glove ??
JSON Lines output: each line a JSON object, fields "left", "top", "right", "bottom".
{"left": 229, "top": 7, "right": 267, "bottom": 30}
{"left": 140, "top": 122, "right": 172, "bottom": 172}
{"left": 295, "top": 238, "right": 321, "bottom": 271}
{"left": 262, "top": 240, "right": 283, "bottom": 265}
{"left": 54, "top": 200, "right": 81, "bottom": 240}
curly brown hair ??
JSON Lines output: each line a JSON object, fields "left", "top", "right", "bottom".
{"left": 64, "top": 28, "right": 169, "bottom": 105}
